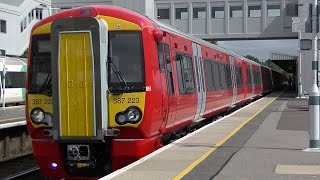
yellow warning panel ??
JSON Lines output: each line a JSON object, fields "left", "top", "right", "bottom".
{"left": 59, "top": 32, "right": 95, "bottom": 137}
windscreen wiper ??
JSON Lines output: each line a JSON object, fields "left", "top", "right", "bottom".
{"left": 107, "top": 58, "right": 129, "bottom": 92}
{"left": 40, "top": 74, "right": 52, "bottom": 97}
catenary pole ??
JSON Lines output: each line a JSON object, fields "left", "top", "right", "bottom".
{"left": 309, "top": 0, "right": 320, "bottom": 149}
{"left": 298, "top": 32, "right": 303, "bottom": 98}
{"left": 1, "top": 52, "right": 5, "bottom": 111}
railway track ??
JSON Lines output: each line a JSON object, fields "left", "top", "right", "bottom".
{"left": 0, "top": 155, "right": 42, "bottom": 180}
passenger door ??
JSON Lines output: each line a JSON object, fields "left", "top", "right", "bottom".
{"left": 157, "top": 41, "right": 176, "bottom": 132}
{"left": 192, "top": 43, "right": 206, "bottom": 121}
{"left": 51, "top": 17, "right": 108, "bottom": 141}
{"left": 230, "top": 56, "right": 237, "bottom": 105}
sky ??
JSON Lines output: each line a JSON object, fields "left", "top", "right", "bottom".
{"left": 217, "top": 39, "right": 299, "bottom": 62}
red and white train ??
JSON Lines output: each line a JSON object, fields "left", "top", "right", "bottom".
{"left": 26, "top": 5, "right": 286, "bottom": 179}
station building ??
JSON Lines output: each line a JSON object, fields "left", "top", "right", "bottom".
{"left": 1, "top": 0, "right": 300, "bottom": 56}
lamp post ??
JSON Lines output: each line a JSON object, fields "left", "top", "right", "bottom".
{"left": 308, "top": 0, "right": 320, "bottom": 149}
{"left": 0, "top": 49, "right": 6, "bottom": 111}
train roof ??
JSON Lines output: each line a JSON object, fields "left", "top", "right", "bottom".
{"left": 0, "top": 57, "right": 26, "bottom": 66}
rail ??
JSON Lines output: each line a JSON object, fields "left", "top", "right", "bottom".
{"left": 2, "top": 167, "right": 40, "bottom": 180}
{"left": 0, "top": 155, "right": 40, "bottom": 180}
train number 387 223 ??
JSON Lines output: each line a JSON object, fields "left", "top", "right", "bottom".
{"left": 32, "top": 99, "right": 53, "bottom": 104}
{"left": 113, "top": 97, "right": 140, "bottom": 104}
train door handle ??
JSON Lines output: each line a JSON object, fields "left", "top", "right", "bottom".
{"left": 68, "top": 80, "right": 74, "bottom": 88}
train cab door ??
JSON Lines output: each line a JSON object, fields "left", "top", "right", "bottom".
{"left": 158, "top": 39, "right": 176, "bottom": 132}
{"left": 230, "top": 56, "right": 237, "bottom": 105}
{"left": 192, "top": 43, "right": 206, "bottom": 121}
{"left": 51, "top": 17, "right": 108, "bottom": 141}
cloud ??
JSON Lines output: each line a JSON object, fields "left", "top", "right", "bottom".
{"left": 217, "top": 39, "right": 298, "bottom": 61}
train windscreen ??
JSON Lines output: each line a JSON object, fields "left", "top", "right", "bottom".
{"left": 28, "top": 35, "right": 51, "bottom": 95}
{"left": 108, "top": 31, "right": 145, "bottom": 92}
{"left": 29, "top": 32, "right": 145, "bottom": 95}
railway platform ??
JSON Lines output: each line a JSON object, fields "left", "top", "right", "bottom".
{"left": 0, "top": 105, "right": 25, "bottom": 128}
{"left": 102, "top": 90, "right": 320, "bottom": 180}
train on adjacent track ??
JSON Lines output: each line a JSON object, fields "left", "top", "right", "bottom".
{"left": 0, "top": 57, "right": 26, "bottom": 105}
{"left": 26, "top": 5, "right": 286, "bottom": 179}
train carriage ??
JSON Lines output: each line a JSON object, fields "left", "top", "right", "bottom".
{"left": 0, "top": 57, "right": 26, "bottom": 105}
{"left": 26, "top": 5, "right": 284, "bottom": 179}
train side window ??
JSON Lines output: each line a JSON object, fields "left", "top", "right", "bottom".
{"left": 176, "top": 53, "right": 196, "bottom": 95}
{"left": 219, "top": 63, "right": 227, "bottom": 89}
{"left": 225, "top": 65, "right": 232, "bottom": 87}
{"left": 239, "top": 67, "right": 243, "bottom": 86}
{"left": 246, "top": 69, "right": 251, "bottom": 85}
{"left": 212, "top": 62, "right": 221, "bottom": 90}
{"left": 254, "top": 71, "right": 258, "bottom": 84}
{"left": 164, "top": 44, "right": 174, "bottom": 95}
{"left": 236, "top": 67, "right": 243, "bottom": 86}
{"left": 176, "top": 54, "right": 184, "bottom": 94}
{"left": 183, "top": 55, "right": 195, "bottom": 94}
{"left": 204, "top": 60, "right": 215, "bottom": 91}
{"left": 236, "top": 67, "right": 240, "bottom": 86}
{"left": 157, "top": 42, "right": 165, "bottom": 72}
{"left": 258, "top": 71, "right": 262, "bottom": 84}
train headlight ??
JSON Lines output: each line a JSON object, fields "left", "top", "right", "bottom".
{"left": 30, "top": 108, "right": 45, "bottom": 124}
{"left": 115, "top": 106, "right": 143, "bottom": 125}
{"left": 126, "top": 106, "right": 142, "bottom": 124}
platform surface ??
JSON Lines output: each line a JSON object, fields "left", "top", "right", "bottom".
{"left": 0, "top": 105, "right": 25, "bottom": 124}
{"left": 101, "top": 90, "right": 320, "bottom": 180}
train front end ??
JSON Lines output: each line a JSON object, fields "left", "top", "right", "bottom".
{"left": 26, "top": 6, "right": 160, "bottom": 178}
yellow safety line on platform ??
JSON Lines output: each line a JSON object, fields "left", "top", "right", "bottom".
{"left": 173, "top": 92, "right": 282, "bottom": 180}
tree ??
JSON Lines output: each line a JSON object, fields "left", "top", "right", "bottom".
{"left": 244, "top": 55, "right": 261, "bottom": 64}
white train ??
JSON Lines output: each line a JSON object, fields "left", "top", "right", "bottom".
{"left": 0, "top": 57, "right": 26, "bottom": 105}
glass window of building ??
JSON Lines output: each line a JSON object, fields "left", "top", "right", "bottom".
{"left": 230, "top": 6, "right": 243, "bottom": 18}
{"left": 286, "top": 3, "right": 298, "bottom": 17}
{"left": 212, "top": 7, "right": 224, "bottom": 18}
{"left": 0, "top": 20, "right": 6, "bottom": 33}
{"left": 267, "top": 5, "right": 280, "bottom": 17}
{"left": 193, "top": 7, "right": 206, "bottom": 19}
{"left": 248, "top": 6, "right": 261, "bottom": 17}
{"left": 157, "top": 8, "right": 170, "bottom": 19}
{"left": 36, "top": 9, "right": 43, "bottom": 20}
{"left": 175, "top": 8, "right": 188, "bottom": 19}
{"left": 28, "top": 12, "right": 32, "bottom": 23}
